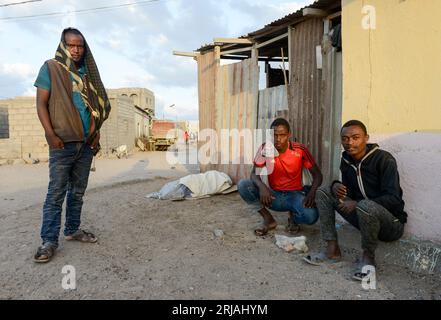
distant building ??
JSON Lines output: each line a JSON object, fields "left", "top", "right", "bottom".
{"left": 107, "top": 88, "right": 155, "bottom": 115}
{"left": 0, "top": 87, "right": 155, "bottom": 162}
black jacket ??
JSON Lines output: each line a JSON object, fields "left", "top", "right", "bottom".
{"left": 335, "top": 143, "right": 407, "bottom": 224}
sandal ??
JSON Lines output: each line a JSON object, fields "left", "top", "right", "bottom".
{"left": 65, "top": 229, "right": 98, "bottom": 243}
{"left": 352, "top": 262, "right": 376, "bottom": 281}
{"left": 34, "top": 243, "right": 57, "bottom": 263}
{"left": 303, "top": 252, "right": 342, "bottom": 266}
{"left": 254, "top": 224, "right": 276, "bottom": 236}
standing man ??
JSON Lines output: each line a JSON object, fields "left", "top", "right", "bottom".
{"left": 303, "top": 120, "right": 407, "bottom": 281}
{"left": 237, "top": 118, "right": 323, "bottom": 236}
{"left": 184, "top": 130, "right": 189, "bottom": 145}
{"left": 33, "top": 28, "right": 111, "bottom": 263}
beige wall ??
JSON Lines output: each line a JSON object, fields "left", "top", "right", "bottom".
{"left": 0, "top": 97, "right": 48, "bottom": 162}
{"left": 342, "top": 0, "right": 441, "bottom": 242}
{"left": 342, "top": 0, "right": 441, "bottom": 132}
{"left": 134, "top": 109, "right": 150, "bottom": 139}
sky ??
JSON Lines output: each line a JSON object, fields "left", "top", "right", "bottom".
{"left": 0, "top": 0, "right": 314, "bottom": 120}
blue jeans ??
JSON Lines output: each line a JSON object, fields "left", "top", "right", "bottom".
{"left": 40, "top": 142, "right": 93, "bottom": 246}
{"left": 237, "top": 179, "right": 319, "bottom": 225}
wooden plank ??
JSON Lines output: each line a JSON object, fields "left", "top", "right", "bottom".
{"left": 214, "top": 38, "right": 253, "bottom": 45}
{"left": 173, "top": 51, "right": 198, "bottom": 57}
{"left": 326, "top": 11, "right": 341, "bottom": 20}
{"left": 256, "top": 32, "right": 288, "bottom": 49}
{"left": 302, "top": 8, "right": 328, "bottom": 17}
{"left": 220, "top": 64, "right": 228, "bottom": 174}
{"left": 221, "top": 46, "right": 253, "bottom": 56}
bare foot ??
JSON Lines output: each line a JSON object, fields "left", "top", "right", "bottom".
{"left": 326, "top": 240, "right": 343, "bottom": 260}
{"left": 286, "top": 217, "right": 301, "bottom": 234}
{"left": 254, "top": 208, "right": 277, "bottom": 236}
{"left": 254, "top": 221, "right": 277, "bottom": 236}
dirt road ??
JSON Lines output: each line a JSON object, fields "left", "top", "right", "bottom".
{"left": 0, "top": 151, "right": 440, "bottom": 299}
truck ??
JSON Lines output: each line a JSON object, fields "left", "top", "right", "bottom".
{"left": 148, "top": 119, "right": 177, "bottom": 151}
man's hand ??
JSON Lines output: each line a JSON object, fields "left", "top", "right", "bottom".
{"left": 45, "top": 133, "right": 64, "bottom": 149}
{"left": 332, "top": 182, "right": 347, "bottom": 200}
{"left": 303, "top": 190, "right": 316, "bottom": 208}
{"left": 337, "top": 200, "right": 357, "bottom": 214}
{"left": 259, "top": 185, "right": 275, "bottom": 208}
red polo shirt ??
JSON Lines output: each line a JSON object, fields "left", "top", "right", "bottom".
{"left": 254, "top": 142, "right": 316, "bottom": 191}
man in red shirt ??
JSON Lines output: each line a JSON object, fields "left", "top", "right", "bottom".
{"left": 238, "top": 118, "right": 323, "bottom": 236}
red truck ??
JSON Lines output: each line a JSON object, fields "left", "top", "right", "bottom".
{"left": 149, "top": 120, "right": 177, "bottom": 151}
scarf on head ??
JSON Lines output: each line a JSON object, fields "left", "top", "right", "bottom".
{"left": 53, "top": 28, "right": 111, "bottom": 142}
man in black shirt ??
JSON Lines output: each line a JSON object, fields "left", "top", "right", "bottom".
{"left": 303, "top": 120, "right": 406, "bottom": 281}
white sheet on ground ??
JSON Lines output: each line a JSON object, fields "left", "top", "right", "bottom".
{"left": 146, "top": 170, "right": 234, "bottom": 200}
{"left": 179, "top": 170, "right": 233, "bottom": 198}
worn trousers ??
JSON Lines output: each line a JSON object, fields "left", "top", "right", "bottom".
{"left": 316, "top": 186, "right": 404, "bottom": 256}
{"left": 40, "top": 142, "right": 93, "bottom": 247}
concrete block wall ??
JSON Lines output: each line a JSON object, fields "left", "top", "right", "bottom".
{"left": 0, "top": 97, "right": 48, "bottom": 162}
{"left": 100, "top": 95, "right": 136, "bottom": 155}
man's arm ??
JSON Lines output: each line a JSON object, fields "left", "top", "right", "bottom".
{"left": 304, "top": 164, "right": 323, "bottom": 208}
{"left": 250, "top": 165, "right": 274, "bottom": 208}
{"left": 371, "top": 156, "right": 403, "bottom": 211}
{"left": 36, "top": 88, "right": 64, "bottom": 149}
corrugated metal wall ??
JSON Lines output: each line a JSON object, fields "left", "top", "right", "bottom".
{"left": 288, "top": 18, "right": 324, "bottom": 167}
{"left": 197, "top": 53, "right": 259, "bottom": 183}
{"left": 196, "top": 50, "right": 218, "bottom": 173}
{"left": 215, "top": 58, "right": 259, "bottom": 183}
{"left": 196, "top": 18, "right": 333, "bottom": 184}
{"left": 257, "top": 85, "right": 288, "bottom": 130}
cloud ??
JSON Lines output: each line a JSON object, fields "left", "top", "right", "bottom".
{"left": 1, "top": 63, "right": 35, "bottom": 79}
{"left": 0, "top": 63, "right": 37, "bottom": 98}
{"left": 0, "top": 0, "right": 316, "bottom": 118}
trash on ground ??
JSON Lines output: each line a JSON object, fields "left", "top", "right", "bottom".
{"left": 275, "top": 234, "right": 308, "bottom": 253}
{"left": 214, "top": 229, "right": 224, "bottom": 238}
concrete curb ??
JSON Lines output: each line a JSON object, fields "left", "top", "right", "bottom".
{"left": 378, "top": 238, "right": 441, "bottom": 275}
{"left": 337, "top": 223, "right": 441, "bottom": 275}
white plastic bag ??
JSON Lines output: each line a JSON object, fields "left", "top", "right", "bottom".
{"left": 275, "top": 234, "right": 308, "bottom": 253}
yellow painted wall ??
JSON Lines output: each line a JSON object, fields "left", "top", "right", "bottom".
{"left": 342, "top": 0, "right": 441, "bottom": 133}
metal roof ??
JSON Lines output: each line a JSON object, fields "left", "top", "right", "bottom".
{"left": 196, "top": 0, "right": 340, "bottom": 53}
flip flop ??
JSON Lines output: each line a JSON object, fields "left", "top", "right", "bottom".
{"left": 254, "top": 224, "right": 276, "bottom": 236}
{"left": 65, "top": 229, "right": 98, "bottom": 243}
{"left": 302, "top": 252, "right": 342, "bottom": 266}
{"left": 352, "top": 262, "right": 376, "bottom": 281}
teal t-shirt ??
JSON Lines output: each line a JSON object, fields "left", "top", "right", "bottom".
{"left": 34, "top": 62, "right": 91, "bottom": 138}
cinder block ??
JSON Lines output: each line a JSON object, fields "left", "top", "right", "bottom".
{"left": 19, "top": 131, "right": 32, "bottom": 137}
{"left": 33, "top": 135, "right": 45, "bottom": 141}
{"left": 31, "top": 130, "right": 44, "bottom": 136}
{"left": 12, "top": 125, "right": 24, "bottom": 131}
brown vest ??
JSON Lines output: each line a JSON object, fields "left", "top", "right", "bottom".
{"left": 46, "top": 59, "right": 86, "bottom": 143}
